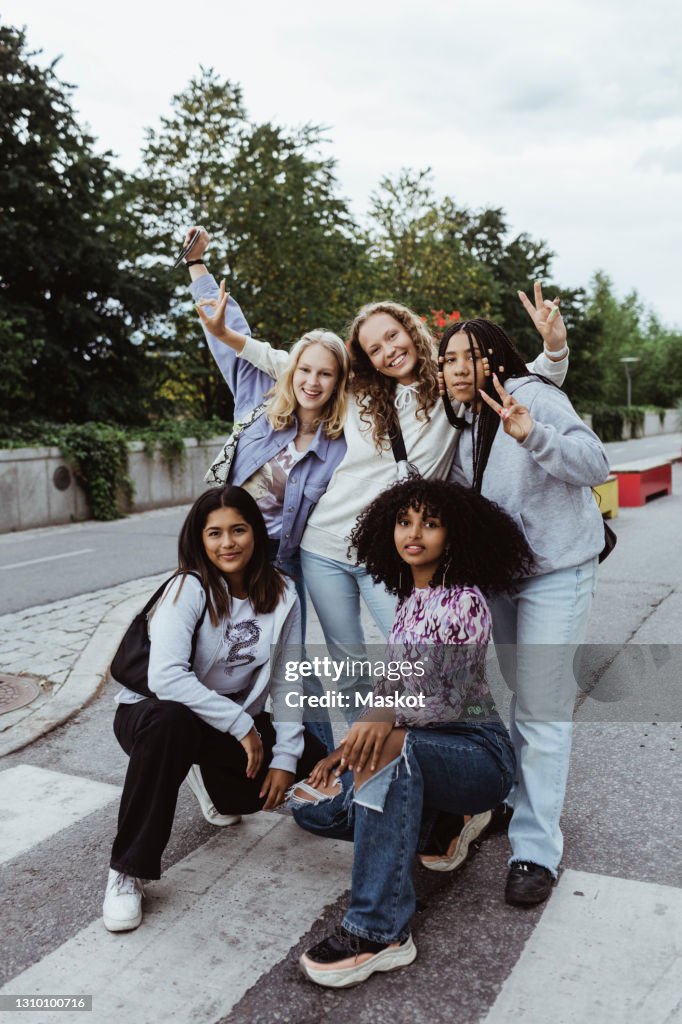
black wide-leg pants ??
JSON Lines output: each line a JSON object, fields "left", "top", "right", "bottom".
{"left": 110, "top": 699, "right": 325, "bottom": 879}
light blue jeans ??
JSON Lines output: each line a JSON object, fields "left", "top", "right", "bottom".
{"left": 293, "top": 723, "right": 515, "bottom": 943}
{"left": 300, "top": 550, "right": 398, "bottom": 720}
{"left": 490, "top": 557, "right": 599, "bottom": 875}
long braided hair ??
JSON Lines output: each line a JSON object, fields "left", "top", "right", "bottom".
{"left": 437, "top": 319, "right": 559, "bottom": 492}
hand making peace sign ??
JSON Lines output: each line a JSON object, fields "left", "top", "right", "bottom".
{"left": 517, "top": 281, "right": 566, "bottom": 353}
{"left": 479, "top": 374, "right": 534, "bottom": 443}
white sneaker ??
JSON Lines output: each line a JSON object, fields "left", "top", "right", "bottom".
{"left": 185, "top": 765, "right": 242, "bottom": 827}
{"left": 102, "top": 869, "right": 144, "bottom": 932}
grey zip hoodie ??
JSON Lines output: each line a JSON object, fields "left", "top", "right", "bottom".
{"left": 449, "top": 376, "right": 610, "bottom": 575}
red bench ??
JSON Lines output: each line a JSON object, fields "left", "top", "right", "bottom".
{"left": 611, "top": 457, "right": 674, "bottom": 507}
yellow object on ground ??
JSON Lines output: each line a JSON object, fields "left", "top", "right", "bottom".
{"left": 593, "top": 475, "right": 619, "bottom": 519}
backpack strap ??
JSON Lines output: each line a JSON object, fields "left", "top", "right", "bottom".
{"left": 389, "top": 424, "right": 421, "bottom": 481}
{"left": 145, "top": 570, "right": 209, "bottom": 666}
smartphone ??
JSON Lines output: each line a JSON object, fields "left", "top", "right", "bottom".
{"left": 172, "top": 229, "right": 201, "bottom": 270}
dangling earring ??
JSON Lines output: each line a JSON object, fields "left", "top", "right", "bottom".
{"left": 441, "top": 550, "right": 452, "bottom": 589}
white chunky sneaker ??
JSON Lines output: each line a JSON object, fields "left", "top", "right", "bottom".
{"left": 185, "top": 764, "right": 242, "bottom": 827}
{"left": 102, "top": 869, "right": 144, "bottom": 932}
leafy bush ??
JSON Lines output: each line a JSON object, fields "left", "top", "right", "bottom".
{"left": 578, "top": 404, "right": 648, "bottom": 442}
{"left": 58, "top": 424, "right": 133, "bottom": 521}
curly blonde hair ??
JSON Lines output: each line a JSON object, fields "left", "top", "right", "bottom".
{"left": 347, "top": 301, "right": 440, "bottom": 450}
{"left": 266, "top": 330, "right": 350, "bottom": 440}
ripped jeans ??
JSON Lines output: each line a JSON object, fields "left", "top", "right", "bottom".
{"left": 292, "top": 722, "right": 515, "bottom": 943}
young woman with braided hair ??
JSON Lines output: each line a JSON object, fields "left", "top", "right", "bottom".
{"left": 438, "top": 317, "right": 609, "bottom": 906}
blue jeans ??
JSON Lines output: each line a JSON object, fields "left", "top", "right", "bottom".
{"left": 490, "top": 558, "right": 599, "bottom": 874}
{"left": 271, "top": 544, "right": 334, "bottom": 753}
{"left": 300, "top": 550, "right": 398, "bottom": 720}
{"left": 270, "top": 544, "right": 307, "bottom": 633}
{"left": 293, "top": 723, "right": 515, "bottom": 943}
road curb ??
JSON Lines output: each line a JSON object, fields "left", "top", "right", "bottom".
{"left": 0, "top": 592, "right": 144, "bottom": 758}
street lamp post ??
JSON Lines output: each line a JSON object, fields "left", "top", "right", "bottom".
{"left": 619, "top": 357, "right": 640, "bottom": 408}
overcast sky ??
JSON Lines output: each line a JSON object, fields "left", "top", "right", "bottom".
{"left": 6, "top": 0, "right": 682, "bottom": 327}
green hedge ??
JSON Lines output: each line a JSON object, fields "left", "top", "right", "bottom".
{"left": 578, "top": 404, "right": 648, "bottom": 443}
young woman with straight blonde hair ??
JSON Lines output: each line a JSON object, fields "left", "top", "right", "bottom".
{"left": 182, "top": 226, "right": 352, "bottom": 751}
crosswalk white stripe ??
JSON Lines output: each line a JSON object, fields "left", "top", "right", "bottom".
{"left": 0, "top": 766, "right": 121, "bottom": 865}
{"left": 0, "top": 812, "right": 353, "bottom": 1023}
{"left": 483, "top": 869, "right": 682, "bottom": 1024}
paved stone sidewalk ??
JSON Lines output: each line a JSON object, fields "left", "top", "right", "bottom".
{"left": 0, "top": 574, "right": 168, "bottom": 755}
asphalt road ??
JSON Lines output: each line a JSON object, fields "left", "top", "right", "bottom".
{"left": 0, "top": 506, "right": 188, "bottom": 614}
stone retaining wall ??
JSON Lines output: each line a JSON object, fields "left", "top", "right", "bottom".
{"left": 0, "top": 436, "right": 225, "bottom": 533}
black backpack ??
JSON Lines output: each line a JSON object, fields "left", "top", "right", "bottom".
{"left": 110, "top": 571, "right": 208, "bottom": 698}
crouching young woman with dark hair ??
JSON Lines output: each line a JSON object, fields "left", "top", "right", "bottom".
{"left": 103, "top": 485, "right": 325, "bottom": 933}
{"left": 289, "top": 478, "right": 532, "bottom": 988}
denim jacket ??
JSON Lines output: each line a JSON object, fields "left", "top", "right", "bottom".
{"left": 190, "top": 274, "right": 347, "bottom": 561}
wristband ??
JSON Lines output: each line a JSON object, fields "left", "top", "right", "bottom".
{"left": 185, "top": 258, "right": 205, "bottom": 267}
{"left": 544, "top": 344, "right": 569, "bottom": 361}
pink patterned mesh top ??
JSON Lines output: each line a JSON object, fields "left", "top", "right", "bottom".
{"left": 378, "top": 584, "right": 500, "bottom": 728}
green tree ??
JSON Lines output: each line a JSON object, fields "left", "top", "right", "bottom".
{"left": 565, "top": 273, "right": 682, "bottom": 410}
{"left": 0, "top": 23, "right": 168, "bottom": 425}
{"left": 129, "top": 68, "right": 364, "bottom": 419}
{"left": 365, "top": 169, "right": 498, "bottom": 317}
{"left": 364, "top": 169, "right": 564, "bottom": 366}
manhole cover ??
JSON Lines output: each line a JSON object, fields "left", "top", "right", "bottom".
{"left": 0, "top": 675, "right": 42, "bottom": 715}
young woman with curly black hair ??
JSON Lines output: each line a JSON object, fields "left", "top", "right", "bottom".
{"left": 439, "top": 317, "right": 609, "bottom": 908}
{"left": 292, "top": 478, "right": 532, "bottom": 988}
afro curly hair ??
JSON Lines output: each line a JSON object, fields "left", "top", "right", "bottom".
{"left": 349, "top": 477, "right": 534, "bottom": 601}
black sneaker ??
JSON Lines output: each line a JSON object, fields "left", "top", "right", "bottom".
{"left": 505, "top": 861, "right": 555, "bottom": 906}
{"left": 299, "top": 927, "right": 417, "bottom": 988}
